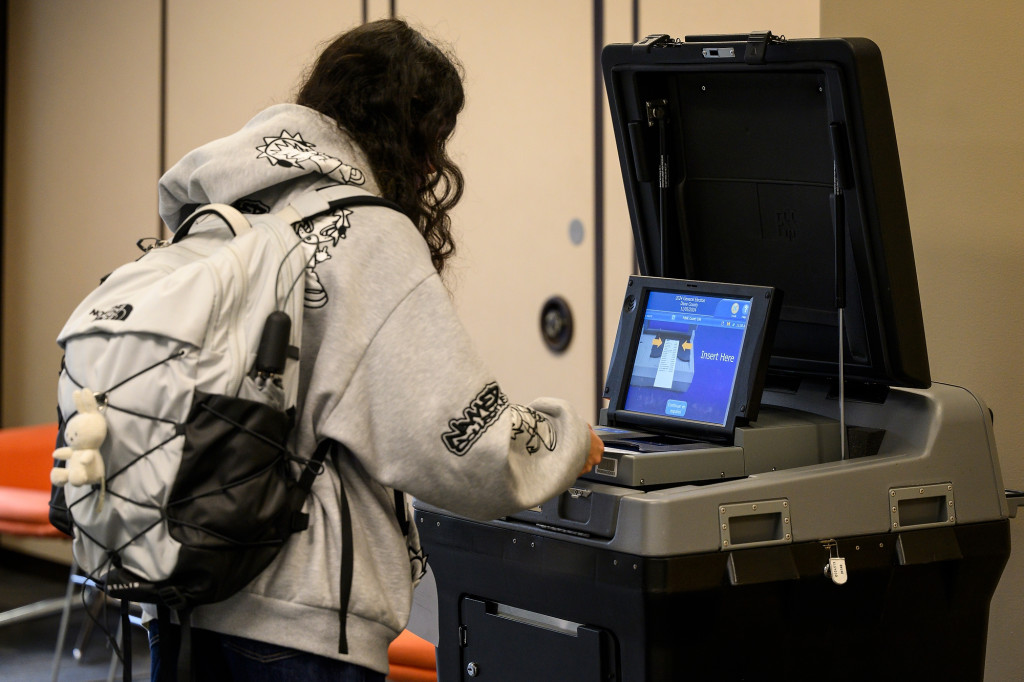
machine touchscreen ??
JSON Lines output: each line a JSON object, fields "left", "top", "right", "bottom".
{"left": 604, "top": 277, "right": 779, "bottom": 441}
{"left": 625, "top": 290, "right": 752, "bottom": 427}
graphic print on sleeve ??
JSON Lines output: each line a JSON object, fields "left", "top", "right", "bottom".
{"left": 256, "top": 130, "right": 366, "bottom": 185}
{"left": 441, "top": 383, "right": 510, "bottom": 456}
{"left": 508, "top": 405, "right": 557, "bottom": 454}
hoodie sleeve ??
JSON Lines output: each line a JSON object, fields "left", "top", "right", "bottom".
{"left": 327, "top": 273, "right": 591, "bottom": 521}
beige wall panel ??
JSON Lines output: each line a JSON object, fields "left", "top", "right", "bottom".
{"left": 821, "top": 2, "right": 1024, "bottom": 679}
{"left": 641, "top": 0, "right": 819, "bottom": 39}
{"left": 163, "top": 0, "right": 363, "bottom": 170}
{"left": 3, "top": 0, "right": 162, "bottom": 426}
{"left": 399, "top": 1, "right": 597, "bottom": 419}
{"left": 364, "top": 0, "right": 395, "bottom": 22}
{"left": 600, "top": 0, "right": 641, "bottom": 403}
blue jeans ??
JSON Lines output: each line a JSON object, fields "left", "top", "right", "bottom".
{"left": 148, "top": 620, "right": 385, "bottom": 682}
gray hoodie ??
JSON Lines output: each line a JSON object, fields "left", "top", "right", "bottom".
{"left": 157, "top": 103, "right": 591, "bottom": 673}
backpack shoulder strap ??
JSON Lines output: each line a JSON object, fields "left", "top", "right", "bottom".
{"left": 172, "top": 204, "right": 251, "bottom": 243}
{"left": 310, "top": 439, "right": 355, "bottom": 654}
{"left": 312, "top": 439, "right": 411, "bottom": 654}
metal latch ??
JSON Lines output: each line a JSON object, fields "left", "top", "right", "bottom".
{"left": 633, "top": 34, "right": 673, "bottom": 54}
{"left": 567, "top": 487, "right": 592, "bottom": 499}
{"left": 1008, "top": 490, "right": 1023, "bottom": 518}
{"left": 702, "top": 47, "right": 736, "bottom": 59}
{"left": 645, "top": 99, "right": 668, "bottom": 128}
{"left": 822, "top": 539, "right": 848, "bottom": 585}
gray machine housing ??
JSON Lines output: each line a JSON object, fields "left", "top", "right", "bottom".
{"left": 415, "top": 377, "right": 1011, "bottom": 680}
{"left": 501, "top": 377, "right": 1007, "bottom": 556}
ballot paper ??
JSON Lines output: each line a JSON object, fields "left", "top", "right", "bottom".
{"left": 654, "top": 338, "right": 679, "bottom": 389}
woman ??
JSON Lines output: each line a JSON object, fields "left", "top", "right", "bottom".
{"left": 150, "top": 18, "right": 602, "bottom": 681}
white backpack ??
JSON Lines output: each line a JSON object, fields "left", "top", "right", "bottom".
{"left": 49, "top": 184, "right": 401, "bottom": 614}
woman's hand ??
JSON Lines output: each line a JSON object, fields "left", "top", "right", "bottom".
{"left": 580, "top": 426, "right": 604, "bottom": 477}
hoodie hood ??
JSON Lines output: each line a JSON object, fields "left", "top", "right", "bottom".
{"left": 159, "top": 103, "right": 379, "bottom": 231}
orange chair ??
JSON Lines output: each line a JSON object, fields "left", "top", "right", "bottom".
{"left": 0, "top": 422, "right": 68, "bottom": 627}
{"left": 1, "top": 421, "right": 142, "bottom": 682}
{"left": 0, "top": 422, "right": 61, "bottom": 536}
{"left": 388, "top": 629, "right": 437, "bottom": 682}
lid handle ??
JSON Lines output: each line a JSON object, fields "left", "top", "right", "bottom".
{"left": 633, "top": 34, "right": 672, "bottom": 54}
{"left": 744, "top": 30, "right": 774, "bottom": 64}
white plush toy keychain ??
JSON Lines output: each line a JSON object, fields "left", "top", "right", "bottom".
{"left": 51, "top": 388, "right": 108, "bottom": 509}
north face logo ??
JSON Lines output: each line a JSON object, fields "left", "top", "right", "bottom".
{"left": 90, "top": 304, "right": 133, "bottom": 321}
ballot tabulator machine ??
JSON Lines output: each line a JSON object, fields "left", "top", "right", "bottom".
{"left": 415, "top": 33, "right": 1017, "bottom": 681}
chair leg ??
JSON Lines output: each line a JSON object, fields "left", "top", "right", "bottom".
{"left": 0, "top": 595, "right": 70, "bottom": 625}
{"left": 107, "top": 603, "right": 145, "bottom": 682}
{"left": 71, "top": 586, "right": 107, "bottom": 660}
{"left": 106, "top": 616, "right": 122, "bottom": 682}
{"left": 50, "top": 559, "right": 80, "bottom": 682}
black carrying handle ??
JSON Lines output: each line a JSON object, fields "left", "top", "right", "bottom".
{"left": 325, "top": 194, "right": 403, "bottom": 214}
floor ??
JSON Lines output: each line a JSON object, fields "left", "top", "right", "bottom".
{"left": 0, "top": 548, "right": 151, "bottom": 681}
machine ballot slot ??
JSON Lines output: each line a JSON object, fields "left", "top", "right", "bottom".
{"left": 603, "top": 433, "right": 706, "bottom": 452}
{"left": 459, "top": 597, "right": 618, "bottom": 681}
{"left": 586, "top": 405, "right": 840, "bottom": 489}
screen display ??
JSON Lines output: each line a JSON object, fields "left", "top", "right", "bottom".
{"left": 623, "top": 290, "right": 752, "bottom": 427}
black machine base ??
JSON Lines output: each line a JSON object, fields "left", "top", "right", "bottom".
{"left": 417, "top": 511, "right": 1010, "bottom": 681}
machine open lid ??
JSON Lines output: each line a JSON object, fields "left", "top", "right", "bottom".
{"left": 602, "top": 32, "right": 930, "bottom": 389}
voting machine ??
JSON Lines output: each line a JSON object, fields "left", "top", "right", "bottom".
{"left": 414, "top": 32, "right": 1014, "bottom": 681}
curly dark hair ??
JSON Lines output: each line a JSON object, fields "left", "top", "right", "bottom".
{"left": 296, "top": 19, "right": 465, "bottom": 275}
